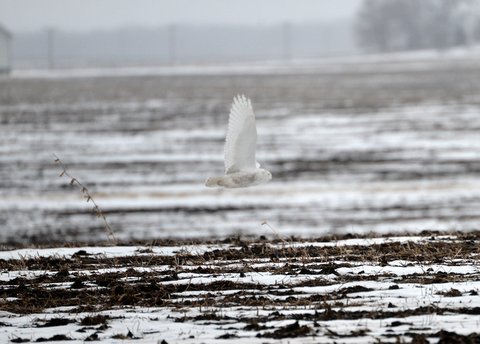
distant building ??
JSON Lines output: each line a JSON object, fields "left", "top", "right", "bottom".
{"left": 0, "top": 25, "right": 12, "bottom": 74}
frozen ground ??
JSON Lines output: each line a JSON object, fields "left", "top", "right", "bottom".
{"left": 1, "top": 233, "right": 480, "bottom": 343}
{"left": 10, "top": 46, "right": 480, "bottom": 79}
{"left": 1, "top": 53, "right": 480, "bottom": 243}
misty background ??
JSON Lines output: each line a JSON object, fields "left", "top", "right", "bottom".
{"left": 12, "top": 22, "right": 355, "bottom": 68}
{"left": 2, "top": 1, "right": 480, "bottom": 243}
{"left": 3, "top": 0, "right": 480, "bottom": 69}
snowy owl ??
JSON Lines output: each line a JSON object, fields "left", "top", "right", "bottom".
{"left": 205, "top": 95, "right": 272, "bottom": 188}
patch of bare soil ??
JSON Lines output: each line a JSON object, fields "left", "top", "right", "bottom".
{"left": 1, "top": 232, "right": 480, "bottom": 342}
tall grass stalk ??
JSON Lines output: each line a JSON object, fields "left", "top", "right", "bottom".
{"left": 54, "top": 154, "right": 117, "bottom": 243}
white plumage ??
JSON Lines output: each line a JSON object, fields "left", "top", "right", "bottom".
{"left": 224, "top": 95, "right": 257, "bottom": 173}
{"left": 206, "top": 95, "right": 272, "bottom": 188}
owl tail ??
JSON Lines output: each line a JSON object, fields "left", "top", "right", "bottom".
{"left": 205, "top": 176, "right": 222, "bottom": 187}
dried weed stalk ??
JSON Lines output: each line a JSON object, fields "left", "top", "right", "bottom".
{"left": 54, "top": 154, "right": 117, "bottom": 243}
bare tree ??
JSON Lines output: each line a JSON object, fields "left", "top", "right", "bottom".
{"left": 355, "top": 0, "right": 480, "bottom": 52}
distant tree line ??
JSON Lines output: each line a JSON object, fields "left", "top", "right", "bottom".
{"left": 13, "top": 22, "right": 355, "bottom": 68}
{"left": 355, "top": 0, "right": 480, "bottom": 52}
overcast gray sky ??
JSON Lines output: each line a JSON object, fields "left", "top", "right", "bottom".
{"left": 0, "top": 0, "right": 362, "bottom": 32}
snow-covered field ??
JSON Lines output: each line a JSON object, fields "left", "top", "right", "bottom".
{"left": 1, "top": 53, "right": 480, "bottom": 243}
{"left": 1, "top": 233, "right": 480, "bottom": 343}
{"left": 1, "top": 53, "right": 480, "bottom": 343}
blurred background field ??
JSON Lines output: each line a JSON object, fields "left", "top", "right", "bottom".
{"left": 1, "top": 0, "right": 480, "bottom": 244}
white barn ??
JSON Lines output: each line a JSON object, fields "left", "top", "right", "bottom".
{"left": 0, "top": 25, "right": 11, "bottom": 74}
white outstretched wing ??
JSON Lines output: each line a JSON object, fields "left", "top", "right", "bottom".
{"left": 224, "top": 95, "right": 258, "bottom": 173}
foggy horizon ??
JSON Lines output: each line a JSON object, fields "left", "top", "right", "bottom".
{"left": 0, "top": 0, "right": 362, "bottom": 33}
{"left": 11, "top": 21, "right": 356, "bottom": 69}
